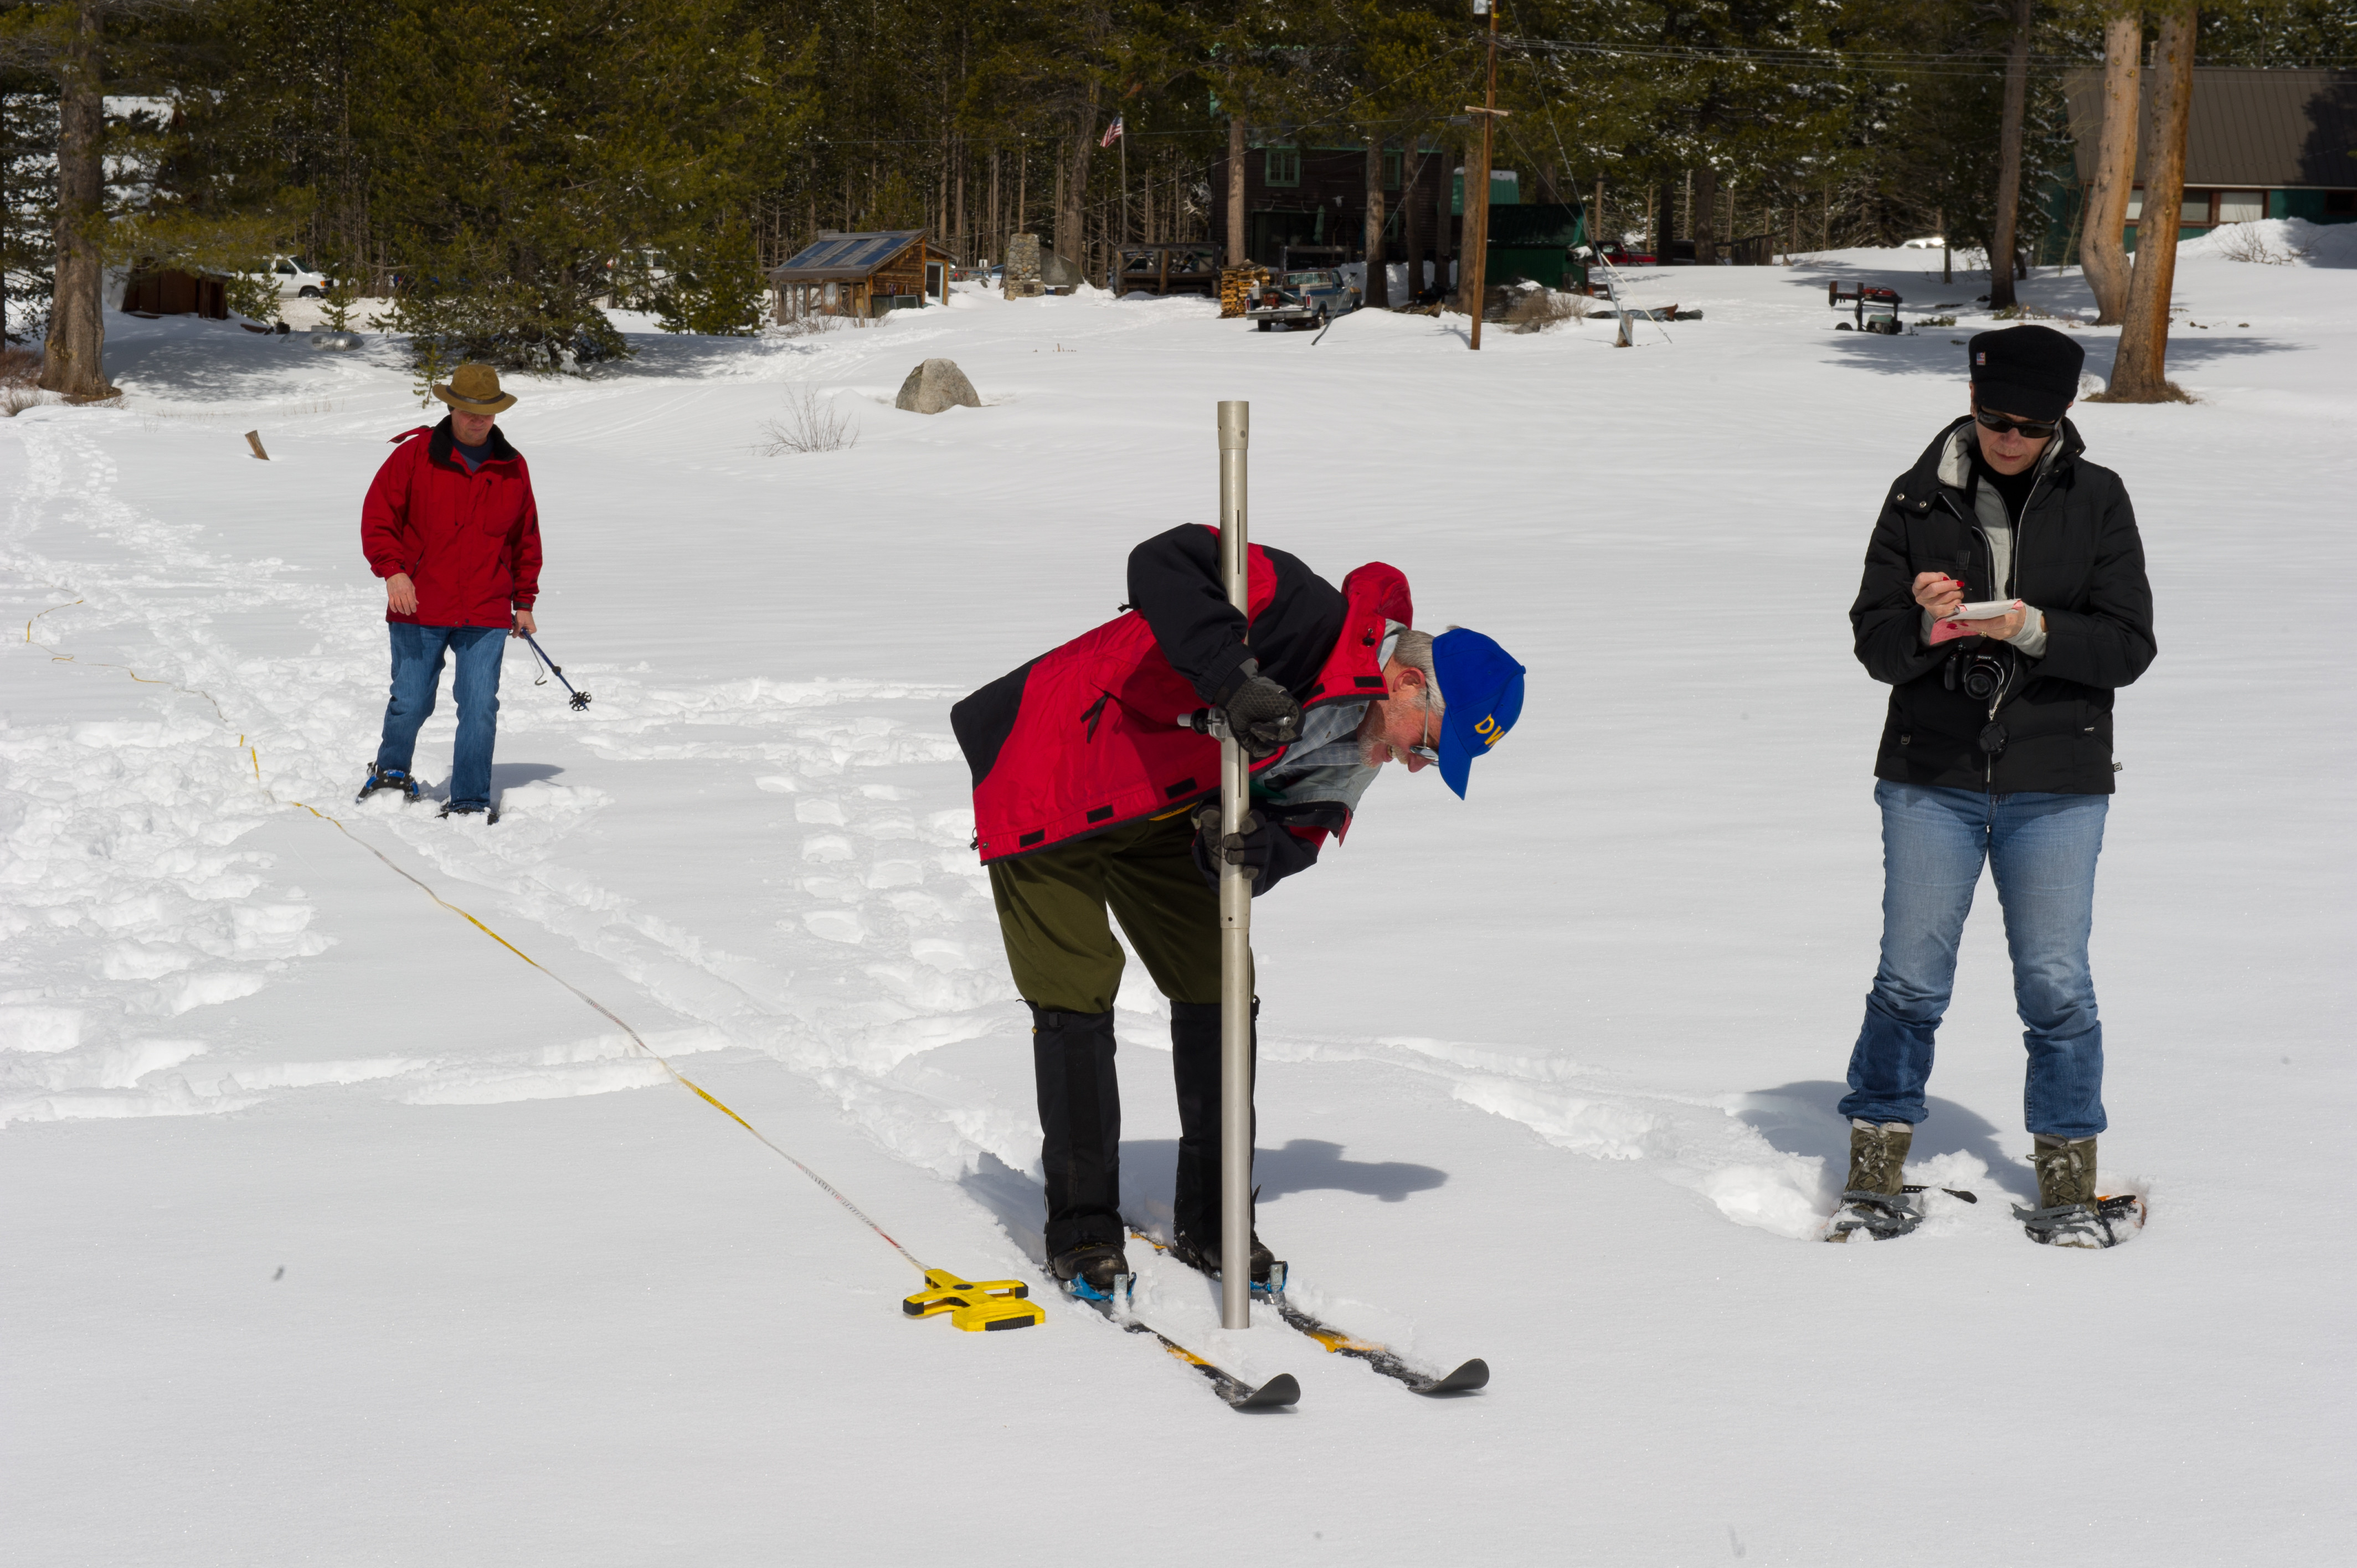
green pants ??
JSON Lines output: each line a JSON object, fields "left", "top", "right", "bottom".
{"left": 989, "top": 812, "right": 1237, "bottom": 1013}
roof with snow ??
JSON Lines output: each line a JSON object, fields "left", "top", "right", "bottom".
{"left": 2064, "top": 68, "right": 2357, "bottom": 190}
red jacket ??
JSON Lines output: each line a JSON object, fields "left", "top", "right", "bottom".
{"left": 362, "top": 420, "right": 542, "bottom": 627}
{"left": 954, "top": 527, "right": 1412, "bottom": 864}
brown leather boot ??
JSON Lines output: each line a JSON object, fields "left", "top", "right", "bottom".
{"left": 1826, "top": 1120, "right": 1920, "bottom": 1241}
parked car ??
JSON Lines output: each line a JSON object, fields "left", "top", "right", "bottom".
{"left": 1901, "top": 235, "right": 1947, "bottom": 250}
{"left": 1244, "top": 269, "right": 1359, "bottom": 331}
{"left": 1591, "top": 243, "right": 1658, "bottom": 266}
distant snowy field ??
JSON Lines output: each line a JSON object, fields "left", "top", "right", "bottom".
{"left": 5, "top": 235, "right": 2352, "bottom": 1565}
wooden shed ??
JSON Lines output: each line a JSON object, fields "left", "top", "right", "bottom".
{"left": 120, "top": 268, "right": 229, "bottom": 319}
{"left": 770, "top": 230, "right": 955, "bottom": 321}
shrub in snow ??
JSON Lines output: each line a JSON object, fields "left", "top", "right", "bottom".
{"left": 1505, "top": 288, "right": 1590, "bottom": 333}
{"left": 2205, "top": 220, "right": 2310, "bottom": 266}
{"left": 760, "top": 385, "right": 859, "bottom": 455}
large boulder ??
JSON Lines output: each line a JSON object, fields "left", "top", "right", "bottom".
{"left": 894, "top": 358, "right": 982, "bottom": 415}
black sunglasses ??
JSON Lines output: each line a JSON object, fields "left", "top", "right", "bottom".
{"left": 1974, "top": 409, "right": 2060, "bottom": 439}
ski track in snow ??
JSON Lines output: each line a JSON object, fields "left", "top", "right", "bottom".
{"left": 7, "top": 371, "right": 1944, "bottom": 1294}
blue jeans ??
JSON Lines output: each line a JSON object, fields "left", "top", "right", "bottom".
{"left": 1840, "top": 781, "right": 2109, "bottom": 1139}
{"left": 375, "top": 624, "right": 506, "bottom": 808}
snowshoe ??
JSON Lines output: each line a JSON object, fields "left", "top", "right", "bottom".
{"left": 438, "top": 801, "right": 500, "bottom": 824}
{"left": 356, "top": 765, "right": 420, "bottom": 805}
{"left": 1050, "top": 1242, "right": 1130, "bottom": 1302}
{"left": 1826, "top": 1190, "right": 1923, "bottom": 1242}
{"left": 1170, "top": 1232, "right": 1286, "bottom": 1296}
{"left": 2014, "top": 1194, "right": 2144, "bottom": 1249}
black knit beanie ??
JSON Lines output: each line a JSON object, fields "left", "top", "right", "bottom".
{"left": 1968, "top": 324, "right": 2086, "bottom": 421}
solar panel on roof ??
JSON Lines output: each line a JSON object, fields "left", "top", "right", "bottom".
{"left": 775, "top": 231, "right": 922, "bottom": 275}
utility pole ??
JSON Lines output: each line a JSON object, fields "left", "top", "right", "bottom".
{"left": 1215, "top": 401, "right": 1254, "bottom": 1332}
{"left": 1464, "top": 0, "right": 1505, "bottom": 350}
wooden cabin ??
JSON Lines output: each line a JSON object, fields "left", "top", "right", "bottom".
{"left": 770, "top": 230, "right": 955, "bottom": 321}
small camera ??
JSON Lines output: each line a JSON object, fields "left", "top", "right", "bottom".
{"left": 1945, "top": 648, "right": 2008, "bottom": 702}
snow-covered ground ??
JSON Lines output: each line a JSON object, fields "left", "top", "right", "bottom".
{"left": 5, "top": 238, "right": 2352, "bottom": 1565}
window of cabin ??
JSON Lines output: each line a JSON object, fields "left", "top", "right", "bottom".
{"left": 2126, "top": 188, "right": 2143, "bottom": 221}
{"left": 2217, "top": 191, "right": 2265, "bottom": 223}
{"left": 2326, "top": 191, "right": 2356, "bottom": 215}
{"left": 1383, "top": 149, "right": 1403, "bottom": 190}
{"left": 2179, "top": 190, "right": 2212, "bottom": 224}
{"left": 1264, "top": 147, "right": 1301, "bottom": 188}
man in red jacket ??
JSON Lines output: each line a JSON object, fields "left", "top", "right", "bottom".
{"left": 953, "top": 525, "right": 1527, "bottom": 1296}
{"left": 357, "top": 363, "right": 543, "bottom": 819}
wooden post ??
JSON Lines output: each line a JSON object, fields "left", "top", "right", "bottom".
{"left": 1465, "top": 0, "right": 1500, "bottom": 349}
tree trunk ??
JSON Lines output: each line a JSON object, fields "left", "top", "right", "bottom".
{"left": 2112, "top": 3, "right": 2196, "bottom": 400}
{"left": 1363, "top": 136, "right": 1387, "bottom": 308}
{"left": 41, "top": 2, "right": 111, "bottom": 400}
{"left": 1226, "top": 117, "right": 1246, "bottom": 266}
{"left": 2081, "top": 7, "right": 2143, "bottom": 326}
{"left": 1400, "top": 145, "right": 1422, "bottom": 299}
{"left": 1693, "top": 163, "right": 1717, "bottom": 263}
{"left": 1433, "top": 139, "right": 1453, "bottom": 288}
{"left": 1056, "top": 82, "right": 1099, "bottom": 267}
{"left": 1988, "top": 0, "right": 2035, "bottom": 309}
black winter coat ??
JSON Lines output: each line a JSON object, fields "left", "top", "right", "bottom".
{"left": 1851, "top": 416, "right": 2156, "bottom": 795}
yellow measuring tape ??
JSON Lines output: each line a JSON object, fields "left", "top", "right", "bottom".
{"left": 22, "top": 599, "right": 1044, "bottom": 1332}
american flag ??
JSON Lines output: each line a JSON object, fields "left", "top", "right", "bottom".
{"left": 1100, "top": 115, "right": 1124, "bottom": 148}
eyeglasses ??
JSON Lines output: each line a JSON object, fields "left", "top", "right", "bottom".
{"left": 1404, "top": 699, "right": 1439, "bottom": 765}
{"left": 1974, "top": 409, "right": 2059, "bottom": 439}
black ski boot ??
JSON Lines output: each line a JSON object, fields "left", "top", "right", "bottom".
{"left": 2013, "top": 1134, "right": 2142, "bottom": 1247}
{"left": 1050, "top": 1241, "right": 1130, "bottom": 1301}
{"left": 1826, "top": 1119, "right": 1922, "bottom": 1241}
{"left": 356, "top": 765, "right": 420, "bottom": 804}
{"left": 1170, "top": 1231, "right": 1283, "bottom": 1291}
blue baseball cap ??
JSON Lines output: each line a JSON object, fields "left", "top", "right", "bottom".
{"left": 1429, "top": 628, "right": 1526, "bottom": 799}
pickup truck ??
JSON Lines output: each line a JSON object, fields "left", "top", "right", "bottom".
{"left": 1245, "top": 269, "right": 1360, "bottom": 331}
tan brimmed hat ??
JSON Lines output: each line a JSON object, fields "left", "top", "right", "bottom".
{"left": 431, "top": 362, "right": 517, "bottom": 415}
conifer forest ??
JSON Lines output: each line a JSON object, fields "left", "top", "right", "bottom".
{"left": 1, "top": 0, "right": 2350, "bottom": 384}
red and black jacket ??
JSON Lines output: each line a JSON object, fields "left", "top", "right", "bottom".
{"left": 954, "top": 525, "right": 1412, "bottom": 864}
{"left": 361, "top": 417, "right": 542, "bottom": 628}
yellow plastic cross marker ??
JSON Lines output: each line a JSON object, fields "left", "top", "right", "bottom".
{"left": 902, "top": 1268, "right": 1047, "bottom": 1332}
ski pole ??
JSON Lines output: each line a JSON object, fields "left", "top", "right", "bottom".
{"left": 520, "top": 631, "right": 593, "bottom": 709}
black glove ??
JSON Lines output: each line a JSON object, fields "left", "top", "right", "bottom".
{"left": 1191, "top": 804, "right": 1321, "bottom": 896}
{"left": 1214, "top": 664, "right": 1303, "bottom": 760}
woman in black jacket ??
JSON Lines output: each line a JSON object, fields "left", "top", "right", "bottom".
{"left": 1831, "top": 324, "right": 2156, "bottom": 1250}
